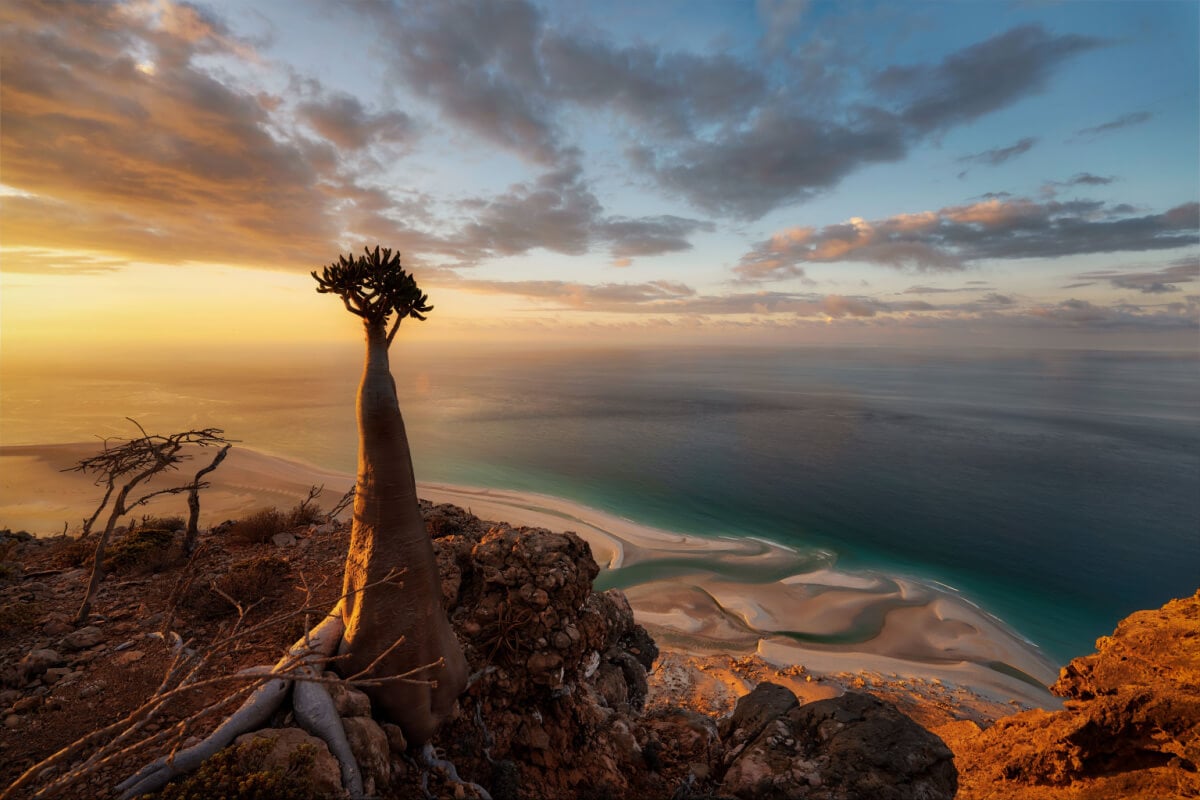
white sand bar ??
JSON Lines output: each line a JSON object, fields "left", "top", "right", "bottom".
{"left": 2, "top": 444, "right": 1060, "bottom": 706}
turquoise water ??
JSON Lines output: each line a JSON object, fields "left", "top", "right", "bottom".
{"left": 4, "top": 345, "right": 1198, "bottom": 663}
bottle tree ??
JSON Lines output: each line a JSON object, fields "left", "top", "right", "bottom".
{"left": 313, "top": 246, "right": 467, "bottom": 745}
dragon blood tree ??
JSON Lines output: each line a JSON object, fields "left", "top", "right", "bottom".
{"left": 313, "top": 246, "right": 467, "bottom": 745}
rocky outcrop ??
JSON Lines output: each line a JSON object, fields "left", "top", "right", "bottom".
{"left": 720, "top": 686, "right": 957, "bottom": 800}
{"left": 427, "top": 502, "right": 661, "bottom": 798}
{"left": 953, "top": 589, "right": 1200, "bottom": 799}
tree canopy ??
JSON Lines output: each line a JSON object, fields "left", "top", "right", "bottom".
{"left": 312, "top": 246, "right": 432, "bottom": 343}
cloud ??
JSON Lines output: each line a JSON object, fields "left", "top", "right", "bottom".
{"left": 451, "top": 277, "right": 696, "bottom": 309}
{"left": 452, "top": 162, "right": 711, "bottom": 263}
{"left": 0, "top": 247, "right": 125, "bottom": 275}
{"left": 958, "top": 137, "right": 1037, "bottom": 168}
{"left": 0, "top": 0, "right": 450, "bottom": 270}
{"left": 539, "top": 34, "right": 766, "bottom": 139}
{"left": 1072, "top": 257, "right": 1200, "bottom": 294}
{"left": 1028, "top": 297, "right": 1197, "bottom": 330}
{"left": 1041, "top": 172, "right": 1116, "bottom": 196}
{"left": 1072, "top": 111, "right": 1152, "bottom": 140}
{"left": 355, "top": 4, "right": 1100, "bottom": 220}
{"left": 369, "top": 0, "right": 560, "bottom": 164}
{"left": 738, "top": 198, "right": 1200, "bottom": 280}
{"left": 296, "top": 92, "right": 416, "bottom": 150}
{"left": 873, "top": 25, "right": 1104, "bottom": 132}
{"left": 638, "top": 107, "right": 908, "bottom": 220}
{"left": 757, "top": 0, "right": 810, "bottom": 54}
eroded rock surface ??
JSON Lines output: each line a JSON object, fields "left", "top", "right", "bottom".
{"left": 722, "top": 690, "right": 957, "bottom": 800}
{"left": 954, "top": 589, "right": 1200, "bottom": 799}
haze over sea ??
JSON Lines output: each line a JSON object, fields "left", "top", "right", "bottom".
{"left": 3, "top": 345, "right": 1198, "bottom": 664}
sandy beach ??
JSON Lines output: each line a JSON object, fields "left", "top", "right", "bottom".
{"left": 0, "top": 443, "right": 1060, "bottom": 707}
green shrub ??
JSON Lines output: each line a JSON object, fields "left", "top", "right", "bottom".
{"left": 156, "top": 738, "right": 337, "bottom": 800}
{"left": 105, "top": 527, "right": 178, "bottom": 574}
{"left": 227, "top": 508, "right": 287, "bottom": 545}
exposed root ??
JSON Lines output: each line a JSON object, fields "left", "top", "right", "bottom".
{"left": 294, "top": 663, "right": 364, "bottom": 798}
{"left": 117, "top": 609, "right": 347, "bottom": 799}
{"left": 420, "top": 743, "right": 493, "bottom": 800}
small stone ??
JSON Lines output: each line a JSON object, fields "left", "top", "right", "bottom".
{"left": 42, "top": 668, "right": 73, "bottom": 686}
{"left": 12, "top": 695, "right": 41, "bottom": 713}
{"left": 4, "top": 715, "right": 19, "bottom": 729}
{"left": 78, "top": 684, "right": 103, "bottom": 699}
{"left": 271, "top": 532, "right": 296, "bottom": 547}
{"left": 42, "top": 620, "right": 73, "bottom": 637}
{"left": 112, "top": 650, "right": 145, "bottom": 666}
{"left": 18, "top": 649, "right": 62, "bottom": 682}
{"left": 60, "top": 627, "right": 104, "bottom": 651}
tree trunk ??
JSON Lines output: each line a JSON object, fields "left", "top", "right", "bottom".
{"left": 76, "top": 487, "right": 130, "bottom": 624}
{"left": 337, "top": 322, "right": 467, "bottom": 746}
{"left": 184, "top": 444, "right": 231, "bottom": 554}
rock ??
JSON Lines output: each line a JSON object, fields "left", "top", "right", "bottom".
{"left": 112, "top": 650, "right": 145, "bottom": 666}
{"left": 593, "top": 662, "right": 629, "bottom": 709}
{"left": 641, "top": 708, "right": 722, "bottom": 784}
{"left": 721, "top": 692, "right": 957, "bottom": 800}
{"left": 12, "top": 695, "right": 42, "bottom": 714}
{"left": 233, "top": 727, "right": 345, "bottom": 798}
{"left": 271, "top": 532, "right": 297, "bottom": 547}
{"left": 4, "top": 715, "right": 20, "bottom": 728}
{"left": 41, "top": 618, "right": 73, "bottom": 637}
{"left": 17, "top": 649, "right": 62, "bottom": 682}
{"left": 342, "top": 716, "right": 392, "bottom": 793}
{"left": 720, "top": 682, "right": 800, "bottom": 762}
{"left": 60, "top": 626, "right": 104, "bottom": 651}
{"left": 381, "top": 722, "right": 407, "bottom": 755}
{"left": 78, "top": 684, "right": 103, "bottom": 699}
{"left": 956, "top": 589, "right": 1200, "bottom": 797}
{"left": 41, "top": 667, "right": 73, "bottom": 686}
{"left": 324, "top": 675, "right": 372, "bottom": 718}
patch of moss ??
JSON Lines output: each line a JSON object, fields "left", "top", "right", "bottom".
{"left": 156, "top": 739, "right": 337, "bottom": 800}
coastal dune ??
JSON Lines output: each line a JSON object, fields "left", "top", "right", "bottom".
{"left": 0, "top": 443, "right": 1059, "bottom": 707}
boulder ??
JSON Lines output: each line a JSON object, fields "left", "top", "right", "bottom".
{"left": 721, "top": 692, "right": 957, "bottom": 800}
{"left": 342, "top": 716, "right": 391, "bottom": 795}
{"left": 233, "top": 727, "right": 345, "bottom": 798}
{"left": 721, "top": 682, "right": 800, "bottom": 764}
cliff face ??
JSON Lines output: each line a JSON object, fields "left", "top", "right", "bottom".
{"left": 949, "top": 589, "right": 1200, "bottom": 800}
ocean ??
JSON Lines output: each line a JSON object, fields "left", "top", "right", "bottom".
{"left": 4, "top": 345, "right": 1198, "bottom": 663}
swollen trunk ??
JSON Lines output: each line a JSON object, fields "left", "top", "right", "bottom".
{"left": 337, "top": 323, "right": 467, "bottom": 745}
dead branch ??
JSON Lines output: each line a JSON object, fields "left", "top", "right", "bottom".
{"left": 324, "top": 486, "right": 355, "bottom": 524}
{"left": 184, "top": 444, "right": 232, "bottom": 554}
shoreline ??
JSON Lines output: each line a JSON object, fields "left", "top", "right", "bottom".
{"left": 1, "top": 442, "right": 1060, "bottom": 708}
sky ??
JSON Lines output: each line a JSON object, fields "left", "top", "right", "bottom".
{"left": 2, "top": 0, "right": 1199, "bottom": 358}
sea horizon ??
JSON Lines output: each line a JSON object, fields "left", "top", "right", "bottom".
{"left": 4, "top": 343, "right": 1197, "bottom": 665}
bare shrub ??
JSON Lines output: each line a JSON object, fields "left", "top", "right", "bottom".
{"left": 183, "top": 555, "right": 292, "bottom": 619}
{"left": 227, "top": 508, "right": 287, "bottom": 545}
{"left": 138, "top": 514, "right": 187, "bottom": 532}
{"left": 105, "top": 527, "right": 179, "bottom": 575}
{"left": 286, "top": 502, "right": 323, "bottom": 529}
